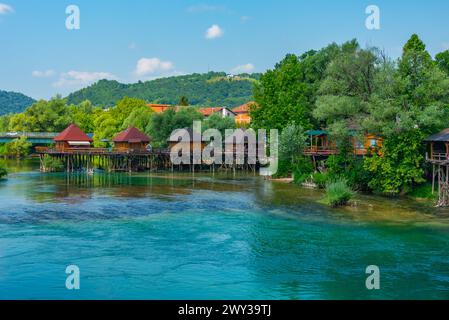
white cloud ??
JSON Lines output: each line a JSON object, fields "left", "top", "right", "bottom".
{"left": 0, "top": 3, "right": 13, "bottom": 14}
{"left": 240, "top": 16, "right": 251, "bottom": 22}
{"left": 128, "top": 42, "right": 137, "bottom": 50}
{"left": 230, "top": 63, "right": 255, "bottom": 74}
{"left": 53, "top": 71, "right": 117, "bottom": 88}
{"left": 187, "top": 4, "right": 225, "bottom": 13}
{"left": 134, "top": 57, "right": 174, "bottom": 76}
{"left": 32, "top": 70, "right": 55, "bottom": 78}
{"left": 205, "top": 24, "right": 224, "bottom": 40}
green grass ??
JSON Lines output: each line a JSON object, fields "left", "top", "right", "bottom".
{"left": 325, "top": 178, "right": 354, "bottom": 207}
{"left": 407, "top": 183, "right": 437, "bottom": 201}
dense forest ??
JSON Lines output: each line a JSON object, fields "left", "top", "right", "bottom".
{"left": 0, "top": 90, "right": 35, "bottom": 116}
{"left": 66, "top": 72, "right": 260, "bottom": 107}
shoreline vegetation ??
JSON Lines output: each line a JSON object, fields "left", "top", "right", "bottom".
{"left": 1, "top": 34, "right": 449, "bottom": 209}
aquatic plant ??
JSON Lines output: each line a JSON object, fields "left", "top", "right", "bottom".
{"left": 41, "top": 155, "right": 64, "bottom": 172}
{"left": 325, "top": 178, "right": 354, "bottom": 207}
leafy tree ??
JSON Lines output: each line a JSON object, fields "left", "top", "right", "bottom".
{"left": 435, "top": 50, "right": 449, "bottom": 76}
{"left": 252, "top": 41, "right": 351, "bottom": 131}
{"left": 149, "top": 107, "right": 203, "bottom": 147}
{"left": 314, "top": 43, "right": 378, "bottom": 136}
{"left": 8, "top": 97, "right": 71, "bottom": 132}
{"left": 364, "top": 34, "right": 449, "bottom": 194}
{"left": 5, "top": 136, "right": 32, "bottom": 157}
{"left": 0, "top": 115, "right": 11, "bottom": 132}
{"left": 179, "top": 96, "right": 189, "bottom": 106}
{"left": 252, "top": 54, "right": 311, "bottom": 130}
{"left": 93, "top": 97, "right": 148, "bottom": 146}
{"left": 122, "top": 106, "right": 154, "bottom": 134}
{"left": 68, "top": 100, "right": 98, "bottom": 133}
{"left": 202, "top": 113, "right": 236, "bottom": 136}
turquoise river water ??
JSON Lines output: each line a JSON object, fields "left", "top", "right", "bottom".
{"left": 0, "top": 159, "right": 449, "bottom": 299}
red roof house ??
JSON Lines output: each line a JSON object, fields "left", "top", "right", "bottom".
{"left": 54, "top": 124, "right": 93, "bottom": 151}
{"left": 113, "top": 127, "right": 151, "bottom": 152}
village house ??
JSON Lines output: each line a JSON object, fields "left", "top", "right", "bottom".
{"left": 424, "top": 128, "right": 449, "bottom": 161}
{"left": 53, "top": 124, "right": 93, "bottom": 152}
{"left": 304, "top": 130, "right": 382, "bottom": 156}
{"left": 232, "top": 102, "right": 255, "bottom": 125}
{"left": 113, "top": 127, "right": 151, "bottom": 153}
{"left": 198, "top": 107, "right": 236, "bottom": 119}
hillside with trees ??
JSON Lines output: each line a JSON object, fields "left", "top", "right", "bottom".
{"left": 0, "top": 90, "right": 35, "bottom": 116}
{"left": 66, "top": 72, "right": 260, "bottom": 107}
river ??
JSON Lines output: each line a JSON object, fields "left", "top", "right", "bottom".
{"left": 0, "top": 159, "right": 449, "bottom": 299}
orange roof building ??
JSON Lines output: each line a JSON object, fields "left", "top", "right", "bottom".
{"left": 147, "top": 104, "right": 175, "bottom": 113}
{"left": 233, "top": 102, "right": 256, "bottom": 125}
{"left": 198, "top": 107, "right": 236, "bottom": 118}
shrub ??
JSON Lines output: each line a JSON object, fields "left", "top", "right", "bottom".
{"left": 42, "top": 155, "right": 64, "bottom": 172}
{"left": 0, "top": 165, "right": 7, "bottom": 179}
{"left": 325, "top": 178, "right": 354, "bottom": 207}
{"left": 312, "top": 172, "right": 329, "bottom": 189}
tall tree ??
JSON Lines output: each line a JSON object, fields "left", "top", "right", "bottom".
{"left": 364, "top": 34, "right": 449, "bottom": 194}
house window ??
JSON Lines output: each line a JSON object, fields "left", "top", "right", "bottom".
{"left": 370, "top": 139, "right": 377, "bottom": 147}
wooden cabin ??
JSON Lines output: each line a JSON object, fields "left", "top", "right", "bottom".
{"left": 304, "top": 130, "right": 337, "bottom": 156}
{"left": 168, "top": 128, "right": 205, "bottom": 153}
{"left": 304, "top": 130, "right": 382, "bottom": 156}
{"left": 53, "top": 124, "right": 93, "bottom": 152}
{"left": 425, "top": 128, "right": 449, "bottom": 162}
{"left": 113, "top": 127, "right": 151, "bottom": 153}
{"left": 353, "top": 134, "right": 383, "bottom": 156}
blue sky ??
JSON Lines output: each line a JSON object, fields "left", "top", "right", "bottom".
{"left": 1, "top": 0, "right": 449, "bottom": 99}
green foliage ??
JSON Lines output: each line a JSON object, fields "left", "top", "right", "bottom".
{"left": 93, "top": 97, "right": 149, "bottom": 147}
{"left": 312, "top": 172, "right": 329, "bottom": 189}
{"left": 0, "top": 164, "right": 7, "bottom": 179}
{"left": 325, "top": 178, "right": 354, "bottom": 207}
{"left": 67, "top": 100, "right": 98, "bottom": 133}
{"left": 407, "top": 183, "right": 437, "bottom": 200}
{"left": 66, "top": 72, "right": 260, "bottom": 107}
{"left": 364, "top": 132, "right": 426, "bottom": 195}
{"left": 3, "top": 136, "right": 32, "bottom": 157}
{"left": 0, "top": 90, "right": 35, "bottom": 116}
{"left": 435, "top": 50, "right": 449, "bottom": 76}
{"left": 363, "top": 34, "right": 449, "bottom": 194}
{"left": 274, "top": 123, "right": 308, "bottom": 178}
{"left": 202, "top": 113, "right": 236, "bottom": 136}
{"left": 0, "top": 114, "right": 11, "bottom": 132}
{"left": 292, "top": 156, "right": 314, "bottom": 184}
{"left": 41, "top": 155, "right": 64, "bottom": 172}
{"left": 9, "top": 97, "right": 71, "bottom": 132}
{"left": 179, "top": 96, "right": 189, "bottom": 106}
{"left": 149, "top": 107, "right": 204, "bottom": 148}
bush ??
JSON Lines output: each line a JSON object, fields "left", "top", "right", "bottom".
{"left": 312, "top": 172, "right": 329, "bottom": 189}
{"left": 41, "top": 155, "right": 64, "bottom": 172}
{"left": 4, "top": 136, "right": 32, "bottom": 158}
{"left": 0, "top": 165, "right": 7, "bottom": 179}
{"left": 325, "top": 178, "right": 354, "bottom": 207}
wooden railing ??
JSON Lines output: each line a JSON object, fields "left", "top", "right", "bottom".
{"left": 429, "top": 153, "right": 449, "bottom": 162}
{"left": 303, "top": 146, "right": 338, "bottom": 156}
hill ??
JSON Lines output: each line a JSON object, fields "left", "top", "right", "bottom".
{"left": 0, "top": 90, "right": 36, "bottom": 115}
{"left": 66, "top": 72, "right": 260, "bottom": 107}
